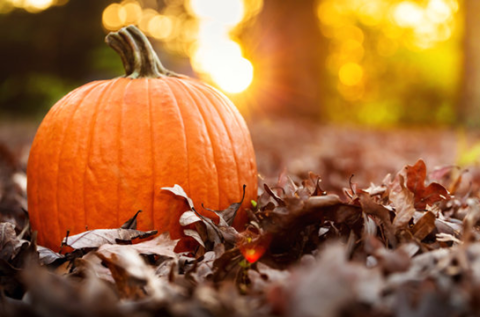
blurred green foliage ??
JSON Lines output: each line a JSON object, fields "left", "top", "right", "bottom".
{"left": 0, "top": 74, "right": 76, "bottom": 119}
{"left": 0, "top": 0, "right": 122, "bottom": 120}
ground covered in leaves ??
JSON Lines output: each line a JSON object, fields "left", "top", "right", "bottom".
{"left": 2, "top": 119, "right": 480, "bottom": 317}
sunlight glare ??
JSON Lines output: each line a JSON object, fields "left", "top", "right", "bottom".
{"left": 4, "top": 0, "right": 68, "bottom": 13}
{"left": 193, "top": 41, "right": 243, "bottom": 72}
{"left": 24, "top": 0, "right": 53, "bottom": 12}
{"left": 197, "top": 21, "right": 231, "bottom": 44}
{"left": 188, "top": 0, "right": 244, "bottom": 26}
{"left": 210, "top": 57, "right": 254, "bottom": 94}
{"left": 426, "top": 0, "right": 452, "bottom": 23}
{"left": 192, "top": 40, "right": 253, "bottom": 93}
{"left": 186, "top": 0, "right": 256, "bottom": 94}
{"left": 393, "top": 2, "right": 424, "bottom": 28}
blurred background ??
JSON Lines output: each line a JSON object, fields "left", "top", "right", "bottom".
{"left": 1, "top": 0, "right": 480, "bottom": 186}
{"left": 2, "top": 0, "right": 478, "bottom": 125}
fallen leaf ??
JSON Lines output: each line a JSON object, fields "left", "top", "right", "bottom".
{"left": 62, "top": 228, "right": 157, "bottom": 249}
{"left": 202, "top": 184, "right": 246, "bottom": 226}
{"left": 0, "top": 222, "right": 21, "bottom": 261}
{"left": 411, "top": 211, "right": 436, "bottom": 241}
{"left": 281, "top": 242, "right": 383, "bottom": 317}
{"left": 161, "top": 184, "right": 195, "bottom": 210}
{"left": 263, "top": 183, "right": 286, "bottom": 207}
{"left": 359, "top": 193, "right": 396, "bottom": 246}
{"left": 37, "top": 245, "right": 65, "bottom": 265}
{"left": 405, "top": 159, "right": 450, "bottom": 210}
{"left": 97, "top": 232, "right": 179, "bottom": 259}
{"left": 179, "top": 211, "right": 202, "bottom": 226}
{"left": 184, "top": 229, "right": 206, "bottom": 248}
{"left": 96, "top": 247, "right": 169, "bottom": 300}
{"left": 436, "top": 233, "right": 462, "bottom": 245}
{"left": 392, "top": 175, "right": 416, "bottom": 230}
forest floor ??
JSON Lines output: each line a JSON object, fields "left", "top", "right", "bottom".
{"left": 2, "top": 118, "right": 480, "bottom": 317}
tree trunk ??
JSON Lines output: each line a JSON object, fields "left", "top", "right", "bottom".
{"left": 459, "top": 0, "right": 480, "bottom": 127}
{"left": 245, "top": 0, "right": 326, "bottom": 120}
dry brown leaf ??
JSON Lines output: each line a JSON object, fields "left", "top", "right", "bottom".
{"left": 96, "top": 248, "right": 169, "bottom": 300}
{"left": 97, "top": 232, "right": 178, "bottom": 259}
{"left": 37, "top": 245, "right": 65, "bottom": 265}
{"left": 392, "top": 175, "right": 416, "bottom": 230}
{"left": 359, "top": 193, "right": 396, "bottom": 246}
{"left": 62, "top": 228, "right": 157, "bottom": 249}
{"left": 411, "top": 211, "right": 436, "bottom": 241}
{"left": 405, "top": 159, "right": 450, "bottom": 210}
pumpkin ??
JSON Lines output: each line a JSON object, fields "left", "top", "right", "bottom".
{"left": 27, "top": 25, "right": 258, "bottom": 251}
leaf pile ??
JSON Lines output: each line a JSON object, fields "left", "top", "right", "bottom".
{"left": 3, "top": 136, "right": 480, "bottom": 316}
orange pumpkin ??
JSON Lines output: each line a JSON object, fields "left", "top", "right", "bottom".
{"left": 27, "top": 25, "right": 257, "bottom": 251}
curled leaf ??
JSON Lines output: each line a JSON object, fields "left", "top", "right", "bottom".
{"left": 63, "top": 229, "right": 157, "bottom": 250}
{"left": 405, "top": 159, "right": 450, "bottom": 209}
{"left": 391, "top": 175, "right": 416, "bottom": 230}
{"left": 161, "top": 184, "right": 195, "bottom": 210}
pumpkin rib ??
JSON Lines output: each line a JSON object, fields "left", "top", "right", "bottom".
{"left": 82, "top": 79, "right": 120, "bottom": 232}
{"left": 149, "top": 79, "right": 191, "bottom": 235}
{"left": 55, "top": 83, "right": 101, "bottom": 241}
{"left": 39, "top": 84, "right": 101, "bottom": 247}
{"left": 29, "top": 87, "right": 83, "bottom": 246}
{"left": 187, "top": 81, "right": 244, "bottom": 202}
{"left": 115, "top": 79, "right": 134, "bottom": 228}
{"left": 202, "top": 83, "right": 257, "bottom": 203}
{"left": 115, "top": 80, "right": 124, "bottom": 228}
{"left": 174, "top": 79, "right": 227, "bottom": 210}
{"left": 162, "top": 80, "right": 191, "bottom": 198}
{"left": 115, "top": 78, "right": 153, "bottom": 230}
{"left": 192, "top": 82, "right": 257, "bottom": 226}
{"left": 165, "top": 79, "right": 220, "bottom": 215}
{"left": 179, "top": 81, "right": 221, "bottom": 211}
{"left": 146, "top": 78, "right": 156, "bottom": 229}
{"left": 207, "top": 92, "right": 244, "bottom": 206}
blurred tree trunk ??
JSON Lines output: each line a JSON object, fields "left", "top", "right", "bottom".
{"left": 459, "top": 0, "right": 480, "bottom": 127}
{"left": 245, "top": 0, "right": 326, "bottom": 120}
{"left": 0, "top": 0, "right": 112, "bottom": 117}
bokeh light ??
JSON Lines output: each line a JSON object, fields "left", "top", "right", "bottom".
{"left": 317, "top": 0, "right": 460, "bottom": 125}
{"left": 1, "top": 0, "right": 67, "bottom": 14}
{"left": 1, "top": 0, "right": 463, "bottom": 125}
{"left": 339, "top": 62, "right": 363, "bottom": 86}
{"left": 187, "top": 0, "right": 245, "bottom": 26}
{"left": 147, "top": 15, "right": 174, "bottom": 40}
{"left": 393, "top": 2, "right": 424, "bottom": 28}
{"left": 102, "top": 3, "right": 124, "bottom": 30}
{"left": 188, "top": 0, "right": 255, "bottom": 94}
{"left": 100, "top": 0, "right": 261, "bottom": 95}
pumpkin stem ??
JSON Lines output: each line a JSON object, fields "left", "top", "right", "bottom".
{"left": 105, "top": 25, "right": 178, "bottom": 79}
